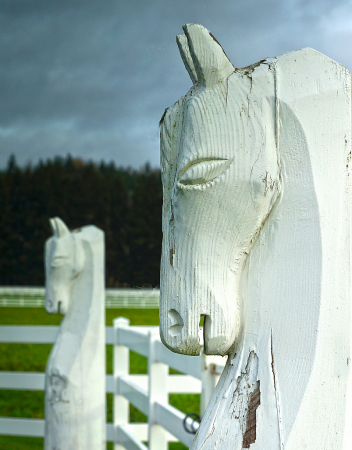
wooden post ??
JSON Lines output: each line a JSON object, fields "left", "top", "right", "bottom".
{"left": 159, "top": 23, "right": 352, "bottom": 450}
{"left": 44, "top": 218, "right": 106, "bottom": 450}
{"left": 148, "top": 328, "right": 168, "bottom": 450}
{"left": 113, "top": 317, "right": 130, "bottom": 450}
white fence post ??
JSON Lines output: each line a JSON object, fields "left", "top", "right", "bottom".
{"left": 148, "top": 329, "right": 168, "bottom": 450}
{"left": 113, "top": 317, "right": 130, "bottom": 450}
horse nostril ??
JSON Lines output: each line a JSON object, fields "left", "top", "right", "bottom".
{"left": 168, "top": 309, "right": 184, "bottom": 337}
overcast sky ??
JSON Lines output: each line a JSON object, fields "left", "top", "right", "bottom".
{"left": 1, "top": 0, "right": 351, "bottom": 169}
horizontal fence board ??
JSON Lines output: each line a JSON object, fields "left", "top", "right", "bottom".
{"left": 0, "top": 326, "right": 59, "bottom": 343}
{"left": 155, "top": 402, "right": 196, "bottom": 448}
{"left": 0, "top": 418, "right": 45, "bottom": 437}
{"left": 116, "top": 424, "right": 149, "bottom": 450}
{"left": 167, "top": 375, "right": 202, "bottom": 394}
{"left": 128, "top": 375, "right": 148, "bottom": 391}
{"left": 0, "top": 287, "right": 160, "bottom": 309}
{"left": 118, "top": 376, "right": 149, "bottom": 416}
{"left": 125, "top": 424, "right": 148, "bottom": 442}
{"left": 0, "top": 371, "right": 201, "bottom": 396}
{"left": 0, "top": 326, "right": 115, "bottom": 345}
{"left": 117, "top": 327, "right": 150, "bottom": 357}
{"left": 0, "top": 371, "right": 115, "bottom": 394}
{"left": 0, "top": 372, "right": 45, "bottom": 390}
{"left": 106, "top": 423, "right": 114, "bottom": 443}
{"left": 155, "top": 340, "right": 202, "bottom": 380}
{"left": 0, "top": 418, "right": 128, "bottom": 443}
{"left": 106, "top": 326, "right": 114, "bottom": 345}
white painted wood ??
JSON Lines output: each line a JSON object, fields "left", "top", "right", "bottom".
{"left": 0, "top": 321, "right": 225, "bottom": 447}
{"left": 0, "top": 371, "right": 45, "bottom": 390}
{"left": 0, "top": 325, "right": 115, "bottom": 343}
{"left": 154, "top": 339, "right": 203, "bottom": 379}
{"left": 148, "top": 328, "right": 168, "bottom": 450}
{"left": 116, "top": 424, "right": 149, "bottom": 450}
{"left": 44, "top": 218, "right": 106, "bottom": 450}
{"left": 118, "top": 375, "right": 149, "bottom": 416}
{"left": 200, "top": 354, "right": 225, "bottom": 417}
{"left": 0, "top": 325, "right": 59, "bottom": 343}
{"left": 117, "top": 326, "right": 150, "bottom": 357}
{"left": 0, "top": 371, "right": 114, "bottom": 392}
{"left": 160, "top": 23, "right": 352, "bottom": 449}
{"left": 114, "top": 317, "right": 130, "bottom": 450}
{"left": 0, "top": 417, "right": 45, "bottom": 437}
{"left": 154, "top": 402, "right": 196, "bottom": 447}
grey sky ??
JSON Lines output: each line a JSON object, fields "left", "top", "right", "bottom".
{"left": 1, "top": 0, "right": 351, "bottom": 169}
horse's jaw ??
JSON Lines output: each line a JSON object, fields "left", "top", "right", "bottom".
{"left": 160, "top": 247, "right": 243, "bottom": 356}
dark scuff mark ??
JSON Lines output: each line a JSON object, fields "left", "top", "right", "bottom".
{"left": 159, "top": 107, "right": 169, "bottom": 126}
{"left": 170, "top": 247, "right": 174, "bottom": 266}
{"left": 242, "top": 381, "right": 261, "bottom": 448}
{"left": 238, "top": 59, "right": 267, "bottom": 77}
{"left": 271, "top": 330, "right": 277, "bottom": 391}
{"left": 209, "top": 31, "right": 231, "bottom": 62}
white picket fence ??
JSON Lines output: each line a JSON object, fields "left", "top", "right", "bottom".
{"left": 0, "top": 287, "right": 160, "bottom": 309}
{"left": 0, "top": 318, "right": 226, "bottom": 449}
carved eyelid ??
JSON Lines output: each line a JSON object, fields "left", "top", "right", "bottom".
{"left": 51, "top": 255, "right": 68, "bottom": 268}
{"left": 177, "top": 158, "right": 232, "bottom": 188}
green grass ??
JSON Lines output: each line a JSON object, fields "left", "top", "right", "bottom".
{"left": 0, "top": 307, "right": 198, "bottom": 450}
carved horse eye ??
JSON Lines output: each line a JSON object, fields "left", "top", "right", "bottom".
{"left": 178, "top": 158, "right": 231, "bottom": 188}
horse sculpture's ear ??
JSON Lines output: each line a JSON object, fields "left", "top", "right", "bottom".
{"left": 180, "top": 24, "right": 234, "bottom": 88}
{"left": 50, "top": 217, "right": 70, "bottom": 238}
{"left": 176, "top": 34, "right": 198, "bottom": 84}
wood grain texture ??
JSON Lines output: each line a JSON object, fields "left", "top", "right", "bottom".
{"left": 44, "top": 218, "right": 106, "bottom": 449}
{"left": 160, "top": 24, "right": 352, "bottom": 449}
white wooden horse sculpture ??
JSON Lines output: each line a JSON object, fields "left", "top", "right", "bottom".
{"left": 159, "top": 24, "right": 352, "bottom": 449}
{"left": 44, "top": 217, "right": 106, "bottom": 450}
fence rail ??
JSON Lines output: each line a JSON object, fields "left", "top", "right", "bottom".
{"left": 0, "top": 287, "right": 160, "bottom": 309}
{"left": 0, "top": 321, "right": 226, "bottom": 449}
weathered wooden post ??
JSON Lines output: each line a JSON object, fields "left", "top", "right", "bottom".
{"left": 44, "top": 217, "right": 106, "bottom": 450}
{"left": 159, "top": 24, "right": 352, "bottom": 449}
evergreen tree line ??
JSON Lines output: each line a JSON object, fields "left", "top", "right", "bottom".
{"left": 0, "top": 155, "right": 163, "bottom": 288}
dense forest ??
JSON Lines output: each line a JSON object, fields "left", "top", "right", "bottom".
{"left": 0, "top": 155, "right": 163, "bottom": 288}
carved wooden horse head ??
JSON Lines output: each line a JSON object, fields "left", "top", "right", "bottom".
{"left": 159, "top": 24, "right": 281, "bottom": 356}
{"left": 45, "top": 217, "right": 85, "bottom": 314}
{"left": 160, "top": 23, "right": 352, "bottom": 449}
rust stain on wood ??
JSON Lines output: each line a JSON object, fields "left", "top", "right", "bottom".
{"left": 242, "top": 381, "right": 260, "bottom": 448}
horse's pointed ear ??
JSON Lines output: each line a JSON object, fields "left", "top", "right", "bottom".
{"left": 49, "top": 218, "right": 57, "bottom": 236}
{"left": 177, "top": 34, "right": 198, "bottom": 84}
{"left": 50, "top": 217, "right": 70, "bottom": 238}
{"left": 182, "top": 24, "right": 234, "bottom": 88}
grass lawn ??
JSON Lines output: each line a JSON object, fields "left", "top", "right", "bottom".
{"left": 0, "top": 307, "right": 198, "bottom": 450}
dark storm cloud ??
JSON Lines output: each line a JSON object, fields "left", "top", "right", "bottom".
{"left": 0, "top": 0, "right": 351, "bottom": 168}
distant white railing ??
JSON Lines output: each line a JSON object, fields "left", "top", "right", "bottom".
{"left": 0, "top": 287, "right": 160, "bottom": 309}
{"left": 0, "top": 319, "right": 226, "bottom": 450}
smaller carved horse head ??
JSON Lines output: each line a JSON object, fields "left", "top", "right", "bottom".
{"left": 45, "top": 217, "right": 85, "bottom": 315}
